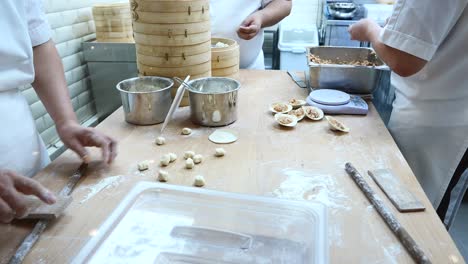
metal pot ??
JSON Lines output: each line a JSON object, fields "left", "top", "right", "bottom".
{"left": 116, "top": 76, "right": 173, "bottom": 125}
{"left": 186, "top": 77, "right": 240, "bottom": 127}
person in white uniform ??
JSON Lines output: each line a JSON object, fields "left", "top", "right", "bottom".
{"left": 210, "top": 0, "right": 292, "bottom": 69}
{"left": 348, "top": 1, "right": 468, "bottom": 217}
{"left": 0, "top": 0, "right": 117, "bottom": 223}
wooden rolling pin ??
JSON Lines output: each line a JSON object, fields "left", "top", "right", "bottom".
{"left": 345, "top": 162, "right": 432, "bottom": 264}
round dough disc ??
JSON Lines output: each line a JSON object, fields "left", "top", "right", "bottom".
{"left": 309, "top": 89, "right": 350, "bottom": 106}
{"left": 209, "top": 130, "right": 237, "bottom": 144}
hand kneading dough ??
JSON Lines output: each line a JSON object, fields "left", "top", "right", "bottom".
{"left": 157, "top": 170, "right": 169, "bottom": 182}
{"left": 155, "top": 136, "right": 166, "bottom": 145}
{"left": 215, "top": 148, "right": 226, "bottom": 157}
{"left": 185, "top": 158, "right": 195, "bottom": 169}
{"left": 193, "top": 175, "right": 205, "bottom": 187}
{"left": 193, "top": 154, "right": 203, "bottom": 164}
{"left": 160, "top": 154, "right": 171, "bottom": 166}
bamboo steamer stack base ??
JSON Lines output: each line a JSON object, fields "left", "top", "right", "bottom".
{"left": 211, "top": 38, "right": 240, "bottom": 80}
{"left": 131, "top": 0, "right": 212, "bottom": 106}
{"left": 93, "top": 3, "right": 134, "bottom": 43}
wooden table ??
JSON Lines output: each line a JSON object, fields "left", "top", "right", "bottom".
{"left": 0, "top": 70, "right": 464, "bottom": 263}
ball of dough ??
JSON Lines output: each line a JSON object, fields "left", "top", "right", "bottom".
{"left": 157, "top": 170, "right": 169, "bottom": 182}
{"left": 160, "top": 154, "right": 171, "bottom": 166}
{"left": 155, "top": 136, "right": 166, "bottom": 145}
{"left": 169, "top": 153, "right": 177, "bottom": 162}
{"left": 181, "top": 127, "right": 192, "bottom": 135}
{"left": 215, "top": 148, "right": 226, "bottom": 157}
{"left": 185, "top": 158, "right": 195, "bottom": 169}
{"left": 137, "top": 161, "right": 149, "bottom": 171}
{"left": 193, "top": 175, "right": 205, "bottom": 187}
{"left": 193, "top": 154, "right": 203, "bottom": 164}
{"left": 184, "top": 151, "right": 195, "bottom": 159}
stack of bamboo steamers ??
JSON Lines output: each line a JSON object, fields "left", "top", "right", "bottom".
{"left": 130, "top": 0, "right": 212, "bottom": 106}
{"left": 93, "top": 3, "right": 134, "bottom": 43}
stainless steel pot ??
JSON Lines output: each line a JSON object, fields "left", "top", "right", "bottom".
{"left": 116, "top": 77, "right": 173, "bottom": 125}
{"left": 186, "top": 77, "right": 240, "bottom": 127}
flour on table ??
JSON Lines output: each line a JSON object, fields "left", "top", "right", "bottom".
{"left": 272, "top": 168, "right": 351, "bottom": 211}
{"left": 80, "top": 175, "right": 124, "bottom": 204}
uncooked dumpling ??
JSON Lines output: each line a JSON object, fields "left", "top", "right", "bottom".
{"left": 193, "top": 154, "right": 203, "bottom": 164}
{"left": 215, "top": 148, "right": 226, "bottom": 157}
{"left": 185, "top": 158, "right": 195, "bottom": 169}
{"left": 157, "top": 170, "right": 169, "bottom": 182}
{"left": 182, "top": 128, "right": 192, "bottom": 135}
{"left": 137, "top": 161, "right": 149, "bottom": 171}
{"left": 160, "top": 154, "right": 171, "bottom": 166}
{"left": 193, "top": 175, "right": 205, "bottom": 187}
{"left": 155, "top": 136, "right": 166, "bottom": 145}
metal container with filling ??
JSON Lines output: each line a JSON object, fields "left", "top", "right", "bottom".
{"left": 116, "top": 77, "right": 173, "bottom": 125}
{"left": 186, "top": 77, "right": 240, "bottom": 127}
{"left": 307, "top": 46, "right": 390, "bottom": 94}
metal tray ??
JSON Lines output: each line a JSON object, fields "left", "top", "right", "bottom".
{"left": 307, "top": 46, "right": 389, "bottom": 94}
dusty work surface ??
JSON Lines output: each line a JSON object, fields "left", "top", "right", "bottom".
{"left": 0, "top": 70, "right": 464, "bottom": 263}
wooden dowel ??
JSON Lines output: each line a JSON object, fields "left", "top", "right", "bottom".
{"left": 345, "top": 162, "right": 432, "bottom": 264}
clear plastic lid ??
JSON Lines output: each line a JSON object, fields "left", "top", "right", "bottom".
{"left": 73, "top": 182, "right": 328, "bottom": 264}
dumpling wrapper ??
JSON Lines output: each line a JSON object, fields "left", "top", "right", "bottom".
{"left": 209, "top": 130, "right": 238, "bottom": 144}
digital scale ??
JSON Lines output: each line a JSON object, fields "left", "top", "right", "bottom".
{"left": 306, "top": 89, "right": 369, "bottom": 115}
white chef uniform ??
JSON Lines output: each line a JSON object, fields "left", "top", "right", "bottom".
{"left": 381, "top": 1, "right": 468, "bottom": 207}
{"left": 210, "top": 0, "right": 272, "bottom": 69}
{"left": 0, "top": 0, "right": 52, "bottom": 177}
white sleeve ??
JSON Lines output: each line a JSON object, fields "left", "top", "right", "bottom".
{"left": 25, "top": 0, "right": 51, "bottom": 47}
{"left": 380, "top": 0, "right": 468, "bottom": 61}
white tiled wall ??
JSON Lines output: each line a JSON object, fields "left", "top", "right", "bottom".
{"left": 22, "top": 0, "right": 119, "bottom": 152}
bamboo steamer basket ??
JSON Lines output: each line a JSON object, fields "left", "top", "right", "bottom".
{"left": 136, "top": 52, "right": 210, "bottom": 68}
{"left": 138, "top": 61, "right": 211, "bottom": 77}
{"left": 136, "top": 41, "right": 211, "bottom": 57}
{"left": 132, "top": 21, "right": 210, "bottom": 35}
{"left": 133, "top": 31, "right": 210, "bottom": 46}
{"left": 93, "top": 2, "right": 134, "bottom": 43}
{"left": 211, "top": 38, "right": 240, "bottom": 78}
{"left": 132, "top": 10, "right": 209, "bottom": 24}
{"left": 132, "top": 0, "right": 208, "bottom": 13}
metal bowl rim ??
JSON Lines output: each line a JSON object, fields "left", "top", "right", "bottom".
{"left": 116, "top": 76, "right": 174, "bottom": 94}
{"left": 186, "top": 77, "right": 241, "bottom": 95}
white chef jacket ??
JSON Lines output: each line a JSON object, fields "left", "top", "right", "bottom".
{"left": 210, "top": 0, "right": 272, "bottom": 69}
{"left": 381, "top": 1, "right": 468, "bottom": 207}
{"left": 0, "top": 0, "right": 51, "bottom": 177}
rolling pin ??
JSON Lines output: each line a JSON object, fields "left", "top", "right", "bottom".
{"left": 8, "top": 163, "right": 88, "bottom": 264}
{"left": 345, "top": 162, "right": 431, "bottom": 264}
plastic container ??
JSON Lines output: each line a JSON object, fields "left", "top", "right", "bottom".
{"left": 279, "top": 25, "right": 319, "bottom": 71}
{"left": 73, "top": 182, "right": 328, "bottom": 264}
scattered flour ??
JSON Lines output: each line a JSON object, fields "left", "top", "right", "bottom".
{"left": 80, "top": 175, "right": 124, "bottom": 204}
{"left": 272, "top": 168, "right": 351, "bottom": 212}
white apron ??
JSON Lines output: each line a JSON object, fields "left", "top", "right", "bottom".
{"left": 210, "top": 0, "right": 268, "bottom": 69}
{"left": 0, "top": 0, "right": 51, "bottom": 177}
{"left": 382, "top": 1, "right": 468, "bottom": 207}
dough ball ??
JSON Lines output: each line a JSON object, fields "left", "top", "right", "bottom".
{"left": 184, "top": 151, "right": 195, "bottom": 159}
{"left": 185, "top": 158, "right": 195, "bottom": 169}
{"left": 137, "top": 161, "right": 149, "bottom": 171}
{"left": 169, "top": 153, "right": 177, "bottom": 162}
{"left": 193, "top": 154, "right": 203, "bottom": 164}
{"left": 193, "top": 175, "right": 205, "bottom": 187}
{"left": 181, "top": 127, "right": 192, "bottom": 135}
{"left": 160, "top": 154, "right": 171, "bottom": 166}
{"left": 157, "top": 170, "right": 169, "bottom": 182}
{"left": 215, "top": 148, "right": 226, "bottom": 157}
{"left": 155, "top": 136, "right": 166, "bottom": 145}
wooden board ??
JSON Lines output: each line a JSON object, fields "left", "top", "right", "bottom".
{"left": 0, "top": 71, "right": 462, "bottom": 264}
{"left": 368, "top": 169, "right": 426, "bottom": 212}
{"left": 20, "top": 196, "right": 73, "bottom": 220}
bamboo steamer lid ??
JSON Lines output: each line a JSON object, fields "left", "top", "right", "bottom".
{"left": 136, "top": 41, "right": 210, "bottom": 57}
{"left": 212, "top": 65, "right": 239, "bottom": 77}
{"left": 132, "top": 10, "right": 209, "bottom": 24}
{"left": 132, "top": 21, "right": 210, "bottom": 35}
{"left": 132, "top": 0, "right": 209, "bottom": 13}
{"left": 133, "top": 31, "right": 210, "bottom": 46}
{"left": 136, "top": 52, "right": 210, "bottom": 68}
{"left": 138, "top": 61, "right": 211, "bottom": 76}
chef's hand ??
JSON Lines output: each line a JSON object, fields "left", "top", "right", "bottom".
{"left": 237, "top": 12, "right": 263, "bottom": 40}
{"left": 57, "top": 121, "right": 117, "bottom": 165}
{"left": 0, "top": 170, "right": 56, "bottom": 223}
{"left": 348, "top": 18, "right": 381, "bottom": 42}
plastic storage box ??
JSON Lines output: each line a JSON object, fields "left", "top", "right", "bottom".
{"left": 73, "top": 182, "right": 328, "bottom": 264}
{"left": 279, "top": 25, "right": 319, "bottom": 71}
